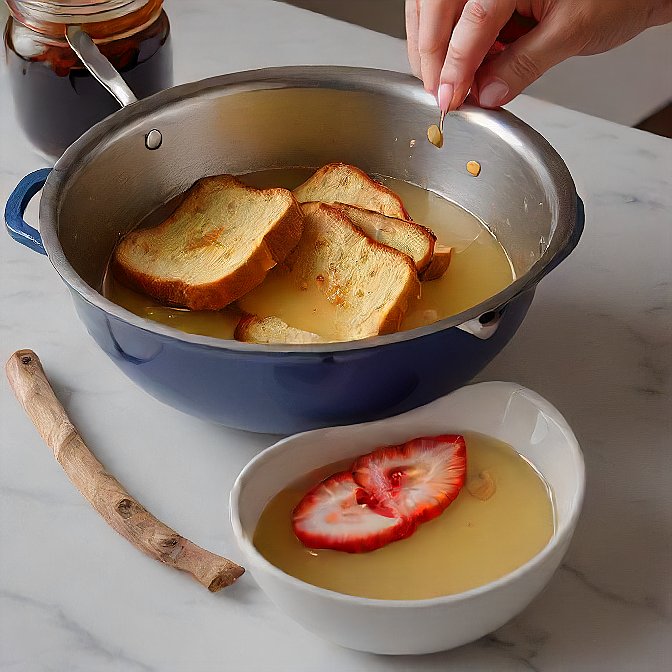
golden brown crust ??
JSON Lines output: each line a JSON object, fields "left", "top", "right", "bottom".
{"left": 328, "top": 202, "right": 436, "bottom": 272}
{"left": 233, "top": 313, "right": 257, "bottom": 341}
{"left": 293, "top": 164, "right": 411, "bottom": 220}
{"left": 112, "top": 175, "right": 305, "bottom": 311}
{"left": 419, "top": 244, "right": 453, "bottom": 282}
{"left": 294, "top": 202, "right": 420, "bottom": 339}
{"left": 235, "top": 314, "right": 323, "bottom": 344}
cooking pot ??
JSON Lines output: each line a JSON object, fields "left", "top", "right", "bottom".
{"left": 5, "top": 66, "right": 584, "bottom": 434}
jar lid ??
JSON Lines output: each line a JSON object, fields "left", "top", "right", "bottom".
{"left": 8, "top": 0, "right": 151, "bottom": 24}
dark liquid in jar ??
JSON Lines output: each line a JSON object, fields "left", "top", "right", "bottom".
{"left": 4, "top": 10, "right": 172, "bottom": 158}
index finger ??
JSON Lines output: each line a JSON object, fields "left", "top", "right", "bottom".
{"left": 438, "top": 0, "right": 515, "bottom": 111}
{"left": 406, "top": 0, "right": 421, "bottom": 78}
{"left": 418, "top": 0, "right": 465, "bottom": 96}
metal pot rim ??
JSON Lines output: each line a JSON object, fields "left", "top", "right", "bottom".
{"left": 39, "top": 65, "right": 581, "bottom": 355}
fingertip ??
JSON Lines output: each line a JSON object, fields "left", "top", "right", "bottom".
{"left": 438, "top": 82, "right": 454, "bottom": 112}
{"left": 420, "top": 58, "right": 441, "bottom": 99}
{"left": 476, "top": 77, "right": 510, "bottom": 108}
{"left": 425, "top": 82, "right": 439, "bottom": 103}
{"left": 451, "top": 81, "right": 473, "bottom": 111}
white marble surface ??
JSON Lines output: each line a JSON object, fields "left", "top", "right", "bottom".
{"left": 1, "top": 1, "right": 671, "bottom": 670}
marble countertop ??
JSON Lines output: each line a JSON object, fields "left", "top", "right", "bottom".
{"left": 1, "top": 1, "right": 670, "bottom": 670}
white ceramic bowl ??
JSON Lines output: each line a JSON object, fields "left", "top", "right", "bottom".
{"left": 230, "top": 382, "right": 585, "bottom": 655}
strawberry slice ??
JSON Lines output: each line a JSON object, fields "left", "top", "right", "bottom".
{"left": 352, "top": 435, "right": 467, "bottom": 524}
{"left": 292, "top": 471, "right": 415, "bottom": 553}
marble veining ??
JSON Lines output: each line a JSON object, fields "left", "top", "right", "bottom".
{"left": 560, "top": 563, "right": 670, "bottom": 620}
{"left": 0, "top": 590, "right": 158, "bottom": 672}
{"left": 1, "top": 0, "right": 671, "bottom": 670}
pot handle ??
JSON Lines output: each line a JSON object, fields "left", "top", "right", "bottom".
{"left": 4, "top": 168, "right": 51, "bottom": 255}
{"left": 457, "top": 307, "right": 507, "bottom": 340}
{"left": 457, "top": 194, "right": 584, "bottom": 340}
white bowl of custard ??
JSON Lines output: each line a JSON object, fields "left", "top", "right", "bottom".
{"left": 230, "top": 382, "right": 585, "bottom": 655}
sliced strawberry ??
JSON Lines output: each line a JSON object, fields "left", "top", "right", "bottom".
{"left": 292, "top": 471, "right": 415, "bottom": 553}
{"left": 352, "top": 435, "right": 467, "bottom": 524}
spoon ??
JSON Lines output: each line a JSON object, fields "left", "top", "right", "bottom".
{"left": 65, "top": 25, "right": 137, "bottom": 107}
{"left": 5, "top": 349, "right": 245, "bottom": 592}
{"left": 65, "top": 25, "right": 163, "bottom": 149}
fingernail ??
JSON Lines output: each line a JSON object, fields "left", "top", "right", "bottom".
{"left": 438, "top": 82, "right": 454, "bottom": 112}
{"left": 478, "top": 78, "right": 509, "bottom": 107}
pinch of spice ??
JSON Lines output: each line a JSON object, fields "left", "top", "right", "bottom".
{"left": 427, "top": 125, "right": 443, "bottom": 148}
{"left": 466, "top": 161, "right": 482, "bottom": 176}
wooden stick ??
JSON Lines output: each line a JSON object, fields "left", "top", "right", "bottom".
{"left": 5, "top": 349, "right": 244, "bottom": 592}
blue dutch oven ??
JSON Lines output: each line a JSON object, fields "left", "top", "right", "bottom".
{"left": 5, "top": 67, "right": 583, "bottom": 434}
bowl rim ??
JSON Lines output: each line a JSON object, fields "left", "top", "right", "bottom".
{"left": 40, "top": 65, "right": 582, "bottom": 355}
{"left": 229, "top": 380, "right": 585, "bottom": 607}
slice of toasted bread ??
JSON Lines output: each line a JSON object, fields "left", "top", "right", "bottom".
{"left": 273, "top": 202, "right": 419, "bottom": 341}
{"left": 112, "top": 175, "right": 304, "bottom": 311}
{"left": 293, "top": 164, "right": 410, "bottom": 219}
{"left": 420, "top": 244, "right": 453, "bottom": 281}
{"left": 328, "top": 203, "right": 436, "bottom": 272}
{"left": 235, "top": 315, "right": 323, "bottom": 344}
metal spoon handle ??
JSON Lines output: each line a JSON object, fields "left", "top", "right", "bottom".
{"left": 65, "top": 25, "right": 138, "bottom": 108}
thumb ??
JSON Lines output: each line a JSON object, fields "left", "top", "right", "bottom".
{"left": 475, "top": 21, "right": 578, "bottom": 107}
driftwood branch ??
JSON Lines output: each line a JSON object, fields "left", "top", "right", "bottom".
{"left": 5, "top": 349, "right": 244, "bottom": 592}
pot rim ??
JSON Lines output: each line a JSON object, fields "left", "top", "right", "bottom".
{"left": 39, "top": 65, "right": 581, "bottom": 355}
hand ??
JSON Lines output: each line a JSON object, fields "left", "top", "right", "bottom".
{"left": 406, "top": 0, "right": 672, "bottom": 111}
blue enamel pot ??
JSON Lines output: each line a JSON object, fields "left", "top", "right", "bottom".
{"left": 5, "top": 67, "right": 583, "bottom": 434}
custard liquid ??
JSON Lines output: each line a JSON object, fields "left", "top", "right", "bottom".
{"left": 253, "top": 432, "right": 554, "bottom": 600}
{"left": 104, "top": 169, "right": 514, "bottom": 340}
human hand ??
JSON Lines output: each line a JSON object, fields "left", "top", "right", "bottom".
{"left": 406, "top": 0, "right": 672, "bottom": 111}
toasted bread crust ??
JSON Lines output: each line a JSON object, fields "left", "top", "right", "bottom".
{"left": 112, "top": 175, "right": 304, "bottom": 311}
{"left": 293, "top": 164, "right": 411, "bottom": 220}
{"left": 419, "top": 244, "right": 453, "bottom": 281}
{"left": 235, "top": 314, "right": 323, "bottom": 344}
{"left": 328, "top": 202, "right": 436, "bottom": 272}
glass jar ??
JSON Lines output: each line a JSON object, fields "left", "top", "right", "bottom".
{"left": 4, "top": 0, "right": 172, "bottom": 159}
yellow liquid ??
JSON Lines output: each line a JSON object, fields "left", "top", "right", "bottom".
{"left": 104, "top": 169, "right": 514, "bottom": 341}
{"left": 253, "top": 432, "right": 554, "bottom": 600}
{"left": 103, "top": 276, "right": 240, "bottom": 339}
